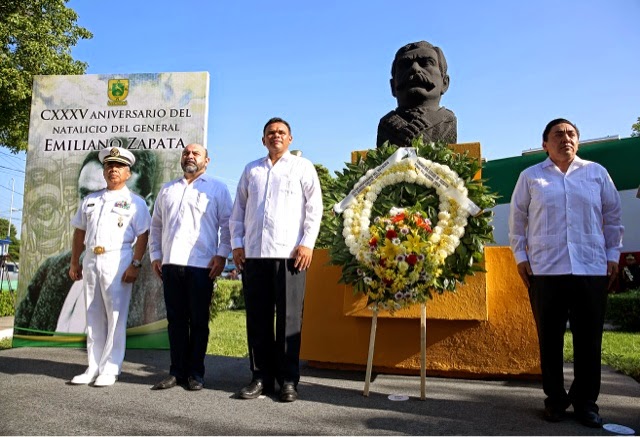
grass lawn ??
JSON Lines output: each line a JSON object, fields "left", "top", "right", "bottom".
{"left": 207, "top": 310, "right": 247, "bottom": 357}
{"left": 209, "top": 311, "right": 640, "bottom": 383}
{"left": 565, "top": 331, "right": 640, "bottom": 382}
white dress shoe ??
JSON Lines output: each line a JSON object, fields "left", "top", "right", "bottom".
{"left": 70, "top": 372, "right": 97, "bottom": 385}
{"left": 93, "top": 374, "right": 117, "bottom": 387}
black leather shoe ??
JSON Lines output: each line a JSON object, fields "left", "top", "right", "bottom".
{"left": 151, "top": 375, "right": 178, "bottom": 390}
{"left": 279, "top": 383, "right": 297, "bottom": 403}
{"left": 576, "top": 410, "right": 603, "bottom": 428}
{"left": 151, "top": 375, "right": 186, "bottom": 390}
{"left": 543, "top": 406, "right": 565, "bottom": 422}
{"left": 187, "top": 376, "right": 204, "bottom": 391}
{"left": 239, "top": 380, "right": 268, "bottom": 399}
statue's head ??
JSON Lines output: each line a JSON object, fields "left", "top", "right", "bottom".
{"left": 390, "top": 41, "right": 450, "bottom": 109}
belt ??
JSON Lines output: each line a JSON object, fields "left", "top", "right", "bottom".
{"left": 91, "top": 244, "right": 132, "bottom": 255}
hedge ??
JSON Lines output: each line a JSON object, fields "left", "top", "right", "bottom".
{"left": 1, "top": 281, "right": 246, "bottom": 321}
{"left": 209, "top": 279, "right": 244, "bottom": 320}
{"left": 606, "top": 290, "right": 640, "bottom": 332}
{"left": 0, "top": 291, "right": 16, "bottom": 317}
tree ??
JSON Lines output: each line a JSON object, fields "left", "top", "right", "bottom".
{"left": 314, "top": 163, "right": 336, "bottom": 195}
{"left": 0, "top": 0, "right": 93, "bottom": 153}
{"left": 0, "top": 218, "right": 20, "bottom": 261}
{"left": 314, "top": 164, "right": 337, "bottom": 249}
{"left": 632, "top": 117, "right": 640, "bottom": 137}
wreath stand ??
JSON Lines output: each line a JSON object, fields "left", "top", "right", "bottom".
{"left": 363, "top": 303, "right": 427, "bottom": 400}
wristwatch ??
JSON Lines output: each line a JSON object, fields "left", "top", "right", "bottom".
{"left": 131, "top": 259, "right": 142, "bottom": 268}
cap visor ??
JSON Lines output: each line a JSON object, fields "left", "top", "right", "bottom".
{"left": 103, "top": 157, "right": 131, "bottom": 166}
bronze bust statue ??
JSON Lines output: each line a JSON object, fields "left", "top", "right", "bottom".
{"left": 377, "top": 41, "right": 457, "bottom": 148}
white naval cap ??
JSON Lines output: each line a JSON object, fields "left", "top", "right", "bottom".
{"left": 99, "top": 147, "right": 136, "bottom": 167}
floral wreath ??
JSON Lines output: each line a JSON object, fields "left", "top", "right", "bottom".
{"left": 341, "top": 158, "right": 470, "bottom": 310}
{"left": 318, "top": 138, "right": 497, "bottom": 311}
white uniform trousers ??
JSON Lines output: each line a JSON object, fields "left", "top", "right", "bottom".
{"left": 82, "top": 249, "right": 133, "bottom": 376}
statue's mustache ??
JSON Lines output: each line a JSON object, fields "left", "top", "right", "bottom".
{"left": 397, "top": 72, "right": 435, "bottom": 92}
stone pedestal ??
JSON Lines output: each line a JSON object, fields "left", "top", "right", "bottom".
{"left": 300, "top": 142, "right": 540, "bottom": 378}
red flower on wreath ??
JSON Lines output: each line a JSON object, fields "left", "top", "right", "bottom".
{"left": 369, "top": 236, "right": 378, "bottom": 247}
{"left": 415, "top": 215, "right": 432, "bottom": 232}
{"left": 406, "top": 254, "right": 418, "bottom": 266}
{"left": 386, "top": 229, "right": 398, "bottom": 239}
{"left": 391, "top": 212, "right": 406, "bottom": 224}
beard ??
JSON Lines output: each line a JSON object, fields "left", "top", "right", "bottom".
{"left": 181, "top": 161, "right": 199, "bottom": 173}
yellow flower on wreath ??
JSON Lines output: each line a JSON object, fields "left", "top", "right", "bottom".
{"left": 380, "top": 239, "right": 403, "bottom": 260}
{"left": 402, "top": 231, "right": 428, "bottom": 253}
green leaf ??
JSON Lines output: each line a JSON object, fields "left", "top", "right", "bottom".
{"left": 1, "top": 1, "right": 93, "bottom": 152}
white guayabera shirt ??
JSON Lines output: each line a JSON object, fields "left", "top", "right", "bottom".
{"left": 150, "top": 173, "right": 232, "bottom": 268}
{"left": 230, "top": 151, "right": 323, "bottom": 259}
{"left": 509, "top": 156, "right": 623, "bottom": 276}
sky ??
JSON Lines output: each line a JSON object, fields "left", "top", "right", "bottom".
{"left": 1, "top": 0, "right": 639, "bottom": 238}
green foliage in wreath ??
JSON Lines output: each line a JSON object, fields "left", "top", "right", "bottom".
{"left": 318, "top": 137, "right": 498, "bottom": 299}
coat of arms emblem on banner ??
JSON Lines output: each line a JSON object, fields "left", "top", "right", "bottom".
{"left": 107, "top": 79, "right": 129, "bottom": 106}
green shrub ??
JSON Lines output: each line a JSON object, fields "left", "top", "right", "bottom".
{"left": 209, "top": 280, "right": 244, "bottom": 321}
{"left": 0, "top": 291, "right": 16, "bottom": 317}
{"left": 0, "top": 337, "right": 11, "bottom": 350}
{"left": 606, "top": 290, "right": 640, "bottom": 332}
{"left": 228, "top": 282, "right": 245, "bottom": 310}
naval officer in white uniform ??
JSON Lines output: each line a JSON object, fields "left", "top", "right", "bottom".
{"left": 69, "top": 147, "right": 151, "bottom": 387}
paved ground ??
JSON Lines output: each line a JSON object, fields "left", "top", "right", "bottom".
{"left": 0, "top": 338, "right": 638, "bottom": 435}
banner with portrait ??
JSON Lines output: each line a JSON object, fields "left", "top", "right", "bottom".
{"left": 13, "top": 72, "right": 210, "bottom": 348}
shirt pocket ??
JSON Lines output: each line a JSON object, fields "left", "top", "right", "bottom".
{"left": 83, "top": 204, "right": 97, "bottom": 217}
{"left": 248, "top": 178, "right": 262, "bottom": 196}
{"left": 282, "top": 175, "right": 302, "bottom": 201}
{"left": 584, "top": 179, "right": 602, "bottom": 213}
{"left": 190, "top": 193, "right": 214, "bottom": 258}
{"left": 188, "top": 193, "right": 209, "bottom": 241}
{"left": 110, "top": 206, "right": 134, "bottom": 233}
{"left": 83, "top": 203, "right": 98, "bottom": 229}
{"left": 194, "top": 192, "right": 210, "bottom": 215}
{"left": 575, "top": 233, "right": 606, "bottom": 268}
{"left": 528, "top": 177, "right": 548, "bottom": 206}
{"left": 275, "top": 176, "right": 302, "bottom": 247}
{"left": 528, "top": 235, "right": 562, "bottom": 267}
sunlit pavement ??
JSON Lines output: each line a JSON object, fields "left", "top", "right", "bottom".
{"left": 0, "top": 346, "right": 638, "bottom": 435}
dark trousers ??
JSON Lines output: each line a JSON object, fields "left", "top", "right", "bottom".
{"left": 528, "top": 275, "right": 608, "bottom": 413}
{"left": 242, "top": 258, "right": 306, "bottom": 386}
{"left": 162, "top": 264, "right": 213, "bottom": 383}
